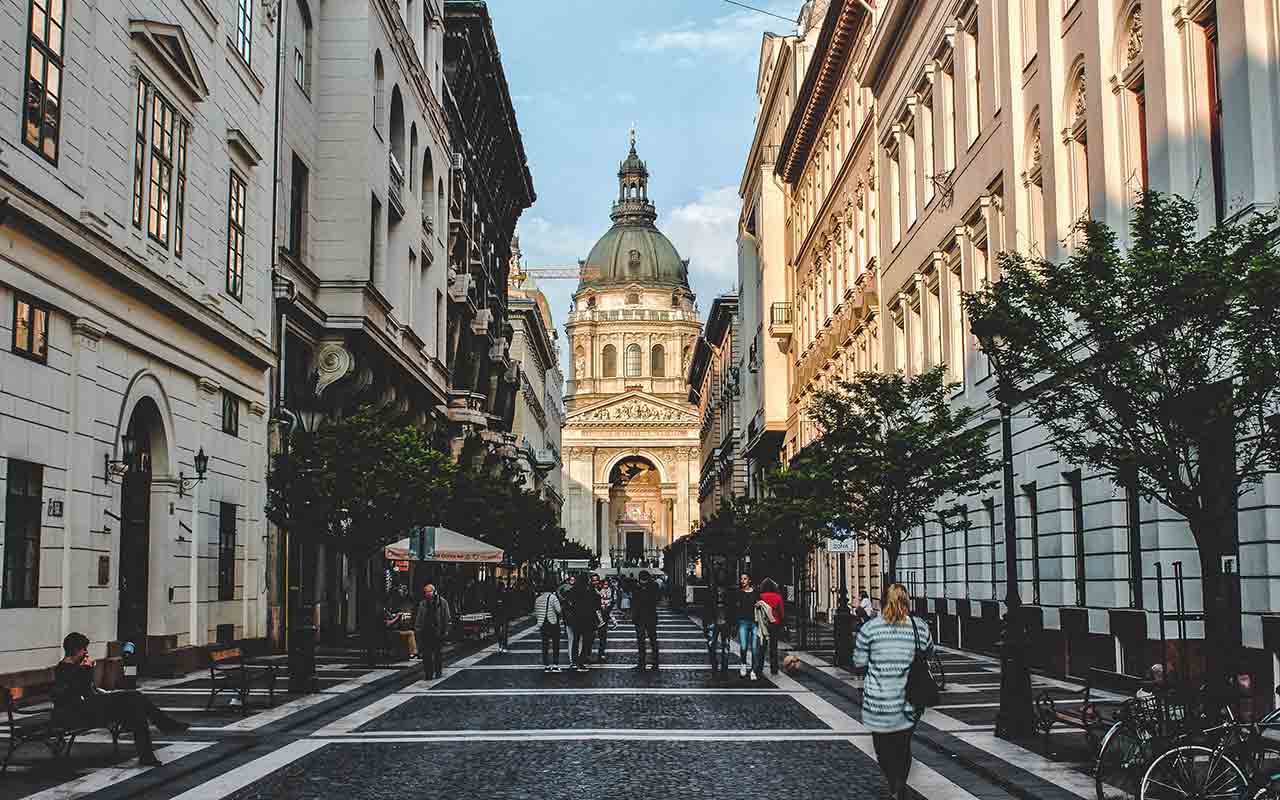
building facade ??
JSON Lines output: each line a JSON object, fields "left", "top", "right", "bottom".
{"left": 760, "top": 0, "right": 1280, "bottom": 689}
{"left": 1, "top": 0, "right": 277, "bottom": 670}
{"left": 688, "top": 295, "right": 745, "bottom": 524}
{"left": 507, "top": 240, "right": 564, "bottom": 510}
{"left": 560, "top": 138, "right": 702, "bottom": 568}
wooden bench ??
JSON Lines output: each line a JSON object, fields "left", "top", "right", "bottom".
{"left": 205, "top": 646, "right": 280, "bottom": 715}
{"left": 1034, "top": 667, "right": 1145, "bottom": 749}
{"left": 2, "top": 678, "right": 122, "bottom": 774}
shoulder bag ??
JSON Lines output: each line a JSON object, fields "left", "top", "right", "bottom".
{"left": 904, "top": 616, "right": 940, "bottom": 708}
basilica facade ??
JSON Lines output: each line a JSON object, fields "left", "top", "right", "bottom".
{"left": 560, "top": 139, "right": 702, "bottom": 567}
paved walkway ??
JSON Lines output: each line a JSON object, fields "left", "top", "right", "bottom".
{"left": 2, "top": 609, "right": 1084, "bottom": 799}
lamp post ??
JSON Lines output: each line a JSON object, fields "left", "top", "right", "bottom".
{"left": 977, "top": 331, "right": 1036, "bottom": 740}
{"left": 830, "top": 532, "right": 854, "bottom": 669}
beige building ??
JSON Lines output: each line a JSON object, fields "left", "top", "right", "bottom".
{"left": 561, "top": 138, "right": 702, "bottom": 568}
{"left": 688, "top": 295, "right": 745, "bottom": 523}
{"left": 0, "top": 0, "right": 277, "bottom": 670}
{"left": 508, "top": 239, "right": 564, "bottom": 510}
{"left": 758, "top": 0, "right": 1280, "bottom": 685}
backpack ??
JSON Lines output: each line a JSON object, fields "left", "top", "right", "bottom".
{"left": 904, "top": 616, "right": 940, "bottom": 709}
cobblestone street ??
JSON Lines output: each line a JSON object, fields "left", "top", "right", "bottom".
{"left": 2, "top": 609, "right": 1056, "bottom": 799}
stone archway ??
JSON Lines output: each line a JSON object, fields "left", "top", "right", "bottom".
{"left": 607, "top": 456, "right": 664, "bottom": 567}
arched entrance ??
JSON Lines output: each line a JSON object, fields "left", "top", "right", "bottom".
{"left": 117, "top": 397, "right": 167, "bottom": 651}
{"left": 608, "top": 457, "right": 662, "bottom": 567}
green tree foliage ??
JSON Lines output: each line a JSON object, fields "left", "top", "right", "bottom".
{"left": 443, "top": 462, "right": 570, "bottom": 568}
{"left": 964, "top": 192, "right": 1280, "bottom": 676}
{"left": 265, "top": 406, "right": 456, "bottom": 559}
{"left": 760, "top": 367, "right": 998, "bottom": 583}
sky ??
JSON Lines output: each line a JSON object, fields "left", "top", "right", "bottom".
{"left": 486, "top": 0, "right": 800, "bottom": 377}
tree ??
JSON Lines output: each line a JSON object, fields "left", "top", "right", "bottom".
{"left": 769, "top": 367, "right": 998, "bottom": 585}
{"left": 265, "top": 406, "right": 455, "bottom": 652}
{"left": 964, "top": 192, "right": 1280, "bottom": 681}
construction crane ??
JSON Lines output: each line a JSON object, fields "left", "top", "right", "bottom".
{"left": 509, "top": 262, "right": 603, "bottom": 285}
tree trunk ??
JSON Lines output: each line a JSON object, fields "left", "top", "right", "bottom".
{"left": 359, "top": 555, "right": 385, "bottom": 666}
{"left": 1191, "top": 515, "right": 1242, "bottom": 688}
{"left": 886, "top": 544, "right": 901, "bottom": 590}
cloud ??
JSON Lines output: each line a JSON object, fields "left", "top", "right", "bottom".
{"left": 628, "top": 5, "right": 795, "bottom": 59}
{"left": 664, "top": 185, "right": 742, "bottom": 289}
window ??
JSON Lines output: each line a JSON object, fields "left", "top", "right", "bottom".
{"left": 3, "top": 459, "right": 43, "bottom": 608}
{"left": 964, "top": 12, "right": 981, "bottom": 145}
{"left": 218, "top": 502, "right": 236, "bottom": 601}
{"left": 226, "top": 172, "right": 247, "bottom": 301}
{"left": 1025, "top": 114, "right": 1045, "bottom": 256}
{"left": 222, "top": 390, "right": 239, "bottom": 436}
{"left": 146, "top": 92, "right": 175, "bottom": 246}
{"left": 294, "top": 0, "right": 313, "bottom": 93}
{"left": 903, "top": 121, "right": 917, "bottom": 225}
{"left": 22, "top": 0, "right": 65, "bottom": 163}
{"left": 908, "top": 295, "right": 924, "bottom": 376}
{"left": 984, "top": 498, "right": 998, "bottom": 598}
{"left": 12, "top": 294, "right": 49, "bottom": 363}
{"left": 174, "top": 121, "right": 189, "bottom": 258}
{"left": 958, "top": 506, "right": 970, "bottom": 592}
{"left": 369, "top": 195, "right": 381, "bottom": 283}
{"left": 235, "top": 0, "right": 253, "bottom": 64}
{"left": 887, "top": 147, "right": 901, "bottom": 245}
{"left": 373, "top": 50, "right": 385, "bottom": 134}
{"left": 1067, "top": 69, "right": 1090, "bottom": 237}
{"left": 1121, "top": 6, "right": 1148, "bottom": 193}
{"left": 625, "top": 344, "right": 642, "bottom": 378}
{"left": 925, "top": 276, "right": 942, "bottom": 369}
{"left": 1066, "top": 470, "right": 1085, "bottom": 606}
{"left": 920, "top": 93, "right": 935, "bottom": 204}
{"left": 289, "top": 154, "right": 309, "bottom": 257}
{"left": 132, "top": 78, "right": 148, "bottom": 229}
{"left": 1201, "top": 12, "right": 1224, "bottom": 222}
{"left": 893, "top": 309, "right": 906, "bottom": 373}
{"left": 1023, "top": 482, "right": 1040, "bottom": 604}
{"left": 947, "top": 262, "right": 965, "bottom": 383}
{"left": 940, "top": 56, "right": 957, "bottom": 172}
{"left": 601, "top": 344, "right": 617, "bottom": 378}
{"left": 650, "top": 344, "right": 665, "bottom": 377}
{"left": 1021, "top": 0, "right": 1038, "bottom": 65}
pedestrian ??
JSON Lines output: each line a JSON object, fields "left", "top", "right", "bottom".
{"left": 631, "top": 570, "right": 660, "bottom": 671}
{"left": 54, "top": 632, "right": 188, "bottom": 767}
{"left": 853, "top": 583, "right": 934, "bottom": 800}
{"left": 534, "top": 580, "right": 563, "bottom": 673}
{"left": 594, "top": 576, "right": 613, "bottom": 663}
{"left": 558, "top": 575, "right": 579, "bottom": 670}
{"left": 859, "top": 590, "right": 875, "bottom": 621}
{"left": 704, "top": 571, "right": 731, "bottom": 676}
{"left": 758, "top": 578, "right": 785, "bottom": 676}
{"left": 731, "top": 574, "right": 759, "bottom": 680}
{"left": 620, "top": 576, "right": 634, "bottom": 622}
{"left": 568, "top": 574, "right": 598, "bottom": 672}
{"left": 493, "top": 579, "right": 512, "bottom": 653}
{"left": 414, "top": 582, "right": 452, "bottom": 680}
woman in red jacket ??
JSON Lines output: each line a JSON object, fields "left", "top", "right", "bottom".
{"left": 758, "top": 578, "right": 785, "bottom": 676}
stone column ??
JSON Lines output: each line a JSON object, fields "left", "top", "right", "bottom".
{"left": 61, "top": 319, "right": 106, "bottom": 638}
{"left": 192, "top": 377, "right": 222, "bottom": 648}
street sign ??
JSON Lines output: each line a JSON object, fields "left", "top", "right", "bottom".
{"left": 826, "top": 537, "right": 858, "bottom": 553}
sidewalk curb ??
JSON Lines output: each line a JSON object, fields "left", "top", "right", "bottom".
{"left": 79, "top": 616, "right": 536, "bottom": 800}
{"left": 799, "top": 661, "right": 1049, "bottom": 800}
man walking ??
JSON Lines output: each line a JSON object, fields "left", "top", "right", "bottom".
{"left": 414, "top": 583, "right": 452, "bottom": 680}
{"left": 632, "top": 571, "right": 660, "bottom": 671}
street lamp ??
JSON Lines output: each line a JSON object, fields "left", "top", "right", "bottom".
{"left": 104, "top": 432, "right": 138, "bottom": 483}
{"left": 975, "top": 329, "right": 1036, "bottom": 740}
{"left": 829, "top": 529, "right": 854, "bottom": 668}
{"left": 178, "top": 447, "right": 210, "bottom": 497}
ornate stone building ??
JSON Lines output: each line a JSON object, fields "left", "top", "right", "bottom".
{"left": 560, "top": 137, "right": 702, "bottom": 567}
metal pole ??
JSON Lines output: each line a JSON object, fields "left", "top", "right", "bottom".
{"left": 996, "top": 400, "right": 1034, "bottom": 740}
{"left": 834, "top": 549, "right": 853, "bottom": 668}
{"left": 1156, "top": 562, "right": 1167, "bottom": 683}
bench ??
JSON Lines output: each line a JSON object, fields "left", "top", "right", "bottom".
{"left": 205, "top": 646, "right": 280, "bottom": 715}
{"left": 2, "top": 678, "right": 123, "bottom": 774}
{"left": 1033, "top": 667, "right": 1145, "bottom": 750}
{"left": 457, "top": 612, "right": 494, "bottom": 641}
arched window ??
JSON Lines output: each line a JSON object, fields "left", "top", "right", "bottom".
{"left": 423, "top": 148, "right": 434, "bottom": 221}
{"left": 650, "top": 344, "right": 665, "bottom": 377}
{"left": 437, "top": 178, "right": 445, "bottom": 227}
{"left": 1118, "top": 3, "right": 1147, "bottom": 192}
{"left": 1065, "top": 64, "right": 1090, "bottom": 244}
{"left": 373, "top": 51, "right": 385, "bottom": 133}
{"left": 294, "top": 0, "right": 313, "bottom": 93}
{"left": 389, "top": 86, "right": 405, "bottom": 166}
{"left": 626, "top": 292, "right": 639, "bottom": 305}
{"left": 409, "top": 124, "right": 418, "bottom": 191}
{"left": 625, "top": 344, "right": 642, "bottom": 377}
{"left": 602, "top": 345, "right": 618, "bottom": 378}
{"left": 1024, "top": 110, "right": 1045, "bottom": 256}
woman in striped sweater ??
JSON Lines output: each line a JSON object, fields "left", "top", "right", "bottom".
{"left": 853, "top": 583, "right": 934, "bottom": 800}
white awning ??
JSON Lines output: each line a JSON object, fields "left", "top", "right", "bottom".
{"left": 384, "top": 526, "right": 503, "bottom": 564}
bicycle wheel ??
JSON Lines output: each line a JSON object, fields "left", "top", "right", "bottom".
{"left": 1096, "top": 720, "right": 1153, "bottom": 800}
{"left": 1140, "top": 745, "right": 1247, "bottom": 800}
{"left": 930, "top": 650, "right": 947, "bottom": 690}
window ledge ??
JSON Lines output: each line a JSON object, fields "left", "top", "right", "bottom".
{"left": 224, "top": 39, "right": 265, "bottom": 99}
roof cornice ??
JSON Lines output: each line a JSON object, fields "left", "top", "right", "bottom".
{"left": 776, "top": 0, "right": 873, "bottom": 184}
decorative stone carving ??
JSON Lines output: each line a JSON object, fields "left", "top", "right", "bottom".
{"left": 1072, "top": 73, "right": 1088, "bottom": 126}
{"left": 578, "top": 399, "right": 694, "bottom": 424}
{"left": 314, "top": 341, "right": 356, "bottom": 399}
{"left": 1125, "top": 8, "right": 1143, "bottom": 66}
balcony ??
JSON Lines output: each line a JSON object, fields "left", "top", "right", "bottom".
{"left": 533, "top": 448, "right": 558, "bottom": 470}
{"left": 388, "top": 153, "right": 405, "bottom": 220}
{"left": 447, "top": 270, "right": 473, "bottom": 303}
{"left": 768, "top": 302, "right": 793, "bottom": 341}
{"left": 470, "top": 308, "right": 492, "bottom": 336}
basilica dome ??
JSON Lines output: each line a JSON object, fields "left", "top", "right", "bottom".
{"left": 579, "top": 136, "right": 690, "bottom": 291}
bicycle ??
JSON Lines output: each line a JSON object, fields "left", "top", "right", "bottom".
{"left": 1139, "top": 693, "right": 1280, "bottom": 800}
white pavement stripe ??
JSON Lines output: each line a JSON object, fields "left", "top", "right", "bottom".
{"left": 17, "top": 743, "right": 214, "bottom": 800}
{"left": 459, "top": 664, "right": 720, "bottom": 670}
{"left": 207, "top": 670, "right": 398, "bottom": 732}
{"left": 327, "top": 729, "right": 867, "bottom": 739}
{"left": 307, "top": 733, "right": 860, "bottom": 743}
{"left": 167, "top": 740, "right": 329, "bottom": 800}
{"left": 922, "top": 709, "right": 1096, "bottom": 799}
{"left": 390, "top": 688, "right": 799, "bottom": 696}
{"left": 502, "top": 648, "right": 711, "bottom": 654}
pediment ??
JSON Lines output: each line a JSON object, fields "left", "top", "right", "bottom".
{"left": 567, "top": 391, "right": 698, "bottom": 426}
{"left": 130, "top": 19, "right": 209, "bottom": 102}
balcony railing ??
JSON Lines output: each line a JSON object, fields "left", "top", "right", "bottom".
{"left": 768, "top": 302, "right": 793, "bottom": 339}
{"left": 388, "top": 153, "right": 405, "bottom": 219}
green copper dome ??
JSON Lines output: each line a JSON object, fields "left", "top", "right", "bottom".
{"left": 578, "top": 136, "right": 690, "bottom": 291}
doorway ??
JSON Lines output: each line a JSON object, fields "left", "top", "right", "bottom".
{"left": 117, "top": 400, "right": 159, "bottom": 652}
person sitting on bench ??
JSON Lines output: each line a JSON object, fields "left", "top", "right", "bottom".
{"left": 53, "top": 633, "right": 188, "bottom": 766}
